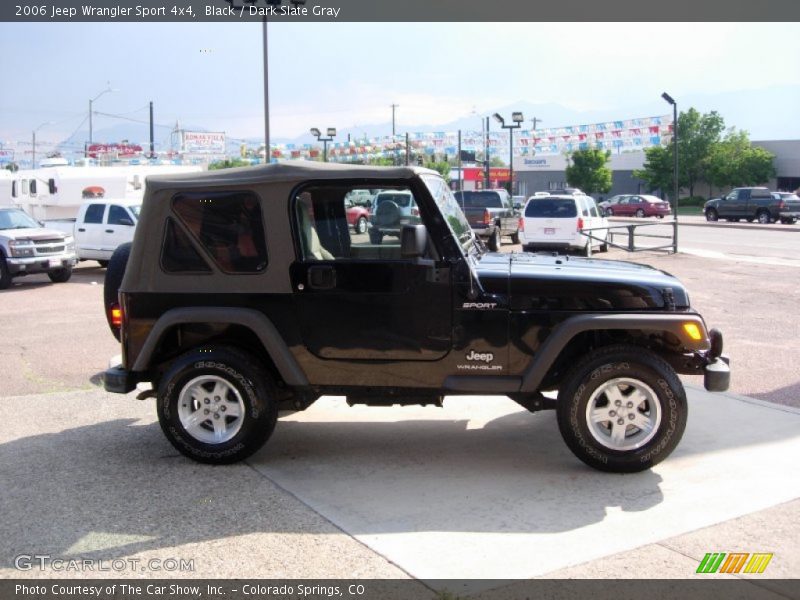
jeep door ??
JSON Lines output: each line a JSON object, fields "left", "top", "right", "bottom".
{"left": 290, "top": 183, "right": 452, "bottom": 364}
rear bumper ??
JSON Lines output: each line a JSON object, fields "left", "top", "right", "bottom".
{"left": 103, "top": 365, "right": 140, "bottom": 394}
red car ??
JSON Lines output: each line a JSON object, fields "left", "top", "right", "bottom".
{"left": 345, "top": 198, "right": 371, "bottom": 234}
{"left": 604, "top": 194, "right": 671, "bottom": 218}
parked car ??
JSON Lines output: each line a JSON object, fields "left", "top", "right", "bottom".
{"left": 453, "top": 189, "right": 520, "bottom": 251}
{"left": 603, "top": 195, "right": 671, "bottom": 218}
{"left": 344, "top": 189, "right": 374, "bottom": 208}
{"left": 344, "top": 197, "right": 370, "bottom": 234}
{"left": 519, "top": 194, "right": 609, "bottom": 255}
{"left": 598, "top": 194, "right": 630, "bottom": 216}
{"left": 101, "top": 161, "right": 729, "bottom": 473}
{"left": 0, "top": 207, "right": 77, "bottom": 289}
{"left": 704, "top": 187, "right": 784, "bottom": 224}
{"left": 771, "top": 192, "right": 800, "bottom": 224}
{"left": 46, "top": 199, "right": 141, "bottom": 267}
{"left": 368, "top": 189, "right": 419, "bottom": 244}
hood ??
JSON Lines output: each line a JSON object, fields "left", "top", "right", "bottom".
{"left": 475, "top": 252, "right": 689, "bottom": 311}
{"left": 1, "top": 228, "right": 68, "bottom": 241}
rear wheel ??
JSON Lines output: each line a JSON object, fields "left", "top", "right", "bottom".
{"left": 368, "top": 229, "right": 383, "bottom": 244}
{"left": 756, "top": 210, "right": 771, "bottom": 224}
{"left": 97, "top": 260, "right": 109, "bottom": 268}
{"left": 705, "top": 208, "right": 718, "bottom": 222}
{"left": 510, "top": 231, "right": 520, "bottom": 245}
{"left": 47, "top": 266, "right": 72, "bottom": 283}
{"left": 605, "top": 208, "right": 614, "bottom": 216}
{"left": 556, "top": 345, "right": 687, "bottom": 472}
{"left": 780, "top": 217, "right": 797, "bottom": 225}
{"left": 157, "top": 346, "right": 279, "bottom": 464}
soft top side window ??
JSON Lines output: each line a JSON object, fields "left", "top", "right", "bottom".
{"left": 169, "top": 191, "right": 267, "bottom": 274}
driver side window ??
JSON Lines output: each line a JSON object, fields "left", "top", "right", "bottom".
{"left": 293, "top": 184, "right": 427, "bottom": 262}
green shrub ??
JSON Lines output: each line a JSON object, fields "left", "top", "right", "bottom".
{"left": 679, "top": 196, "right": 707, "bottom": 207}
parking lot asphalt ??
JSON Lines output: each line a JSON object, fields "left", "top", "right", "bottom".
{"left": 1, "top": 248, "right": 799, "bottom": 590}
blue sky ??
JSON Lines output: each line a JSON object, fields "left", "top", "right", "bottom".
{"left": 1, "top": 22, "right": 799, "bottom": 153}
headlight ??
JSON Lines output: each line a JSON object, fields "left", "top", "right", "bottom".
{"left": 8, "top": 239, "right": 35, "bottom": 257}
{"left": 65, "top": 236, "right": 76, "bottom": 252}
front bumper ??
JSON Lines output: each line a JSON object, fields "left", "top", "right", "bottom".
{"left": 704, "top": 355, "right": 730, "bottom": 392}
{"left": 6, "top": 254, "right": 77, "bottom": 275}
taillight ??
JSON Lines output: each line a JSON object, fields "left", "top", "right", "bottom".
{"left": 411, "top": 207, "right": 420, "bottom": 216}
{"left": 777, "top": 200, "right": 786, "bottom": 209}
{"left": 110, "top": 303, "right": 123, "bottom": 328}
{"left": 483, "top": 209, "right": 491, "bottom": 225}
{"left": 577, "top": 217, "right": 584, "bottom": 231}
{"left": 518, "top": 217, "right": 524, "bottom": 232}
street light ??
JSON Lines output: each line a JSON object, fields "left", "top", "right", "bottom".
{"left": 32, "top": 121, "right": 53, "bottom": 170}
{"left": 662, "top": 91, "right": 678, "bottom": 252}
{"left": 493, "top": 111, "right": 524, "bottom": 194}
{"left": 88, "top": 85, "right": 118, "bottom": 154}
{"left": 310, "top": 127, "right": 336, "bottom": 162}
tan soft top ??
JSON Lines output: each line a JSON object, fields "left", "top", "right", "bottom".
{"left": 144, "top": 161, "right": 437, "bottom": 193}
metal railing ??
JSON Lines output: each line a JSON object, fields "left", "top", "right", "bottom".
{"left": 583, "top": 219, "right": 678, "bottom": 256}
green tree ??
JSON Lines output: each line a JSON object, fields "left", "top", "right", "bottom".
{"left": 423, "top": 160, "right": 451, "bottom": 181}
{"left": 706, "top": 129, "right": 775, "bottom": 189}
{"left": 565, "top": 148, "right": 612, "bottom": 194}
{"left": 208, "top": 158, "right": 252, "bottom": 170}
{"left": 634, "top": 108, "right": 725, "bottom": 199}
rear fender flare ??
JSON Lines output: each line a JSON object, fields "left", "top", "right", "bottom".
{"left": 131, "top": 307, "right": 308, "bottom": 386}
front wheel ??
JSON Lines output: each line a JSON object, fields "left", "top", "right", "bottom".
{"left": 157, "top": 346, "right": 279, "bottom": 464}
{"left": 355, "top": 216, "right": 368, "bottom": 234}
{"left": 556, "top": 345, "right": 687, "bottom": 472}
{"left": 48, "top": 266, "right": 72, "bottom": 283}
{"left": 705, "top": 208, "right": 718, "bottom": 221}
{"left": 635, "top": 208, "right": 645, "bottom": 218}
{"left": 0, "top": 256, "right": 11, "bottom": 289}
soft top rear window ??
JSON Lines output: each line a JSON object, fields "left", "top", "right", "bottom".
{"left": 375, "top": 192, "right": 413, "bottom": 208}
{"left": 525, "top": 198, "right": 578, "bottom": 218}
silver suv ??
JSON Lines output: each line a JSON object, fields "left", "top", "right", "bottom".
{"left": 368, "top": 190, "right": 420, "bottom": 244}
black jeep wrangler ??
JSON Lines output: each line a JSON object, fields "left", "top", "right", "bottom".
{"left": 103, "top": 162, "right": 729, "bottom": 472}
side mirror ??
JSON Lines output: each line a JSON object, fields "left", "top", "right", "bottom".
{"left": 400, "top": 224, "right": 428, "bottom": 258}
{"left": 119, "top": 218, "right": 134, "bottom": 227}
{"left": 513, "top": 202, "right": 522, "bottom": 210}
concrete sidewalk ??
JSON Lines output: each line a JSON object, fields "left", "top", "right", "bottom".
{"left": 1, "top": 385, "right": 798, "bottom": 592}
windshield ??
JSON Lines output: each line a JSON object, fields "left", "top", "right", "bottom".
{"left": 421, "top": 174, "right": 475, "bottom": 254}
{"left": 0, "top": 208, "right": 40, "bottom": 230}
{"left": 130, "top": 205, "right": 141, "bottom": 218}
{"left": 525, "top": 198, "right": 578, "bottom": 218}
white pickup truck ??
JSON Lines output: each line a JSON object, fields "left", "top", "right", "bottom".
{"left": 0, "top": 207, "right": 77, "bottom": 289}
{"left": 46, "top": 199, "right": 141, "bottom": 267}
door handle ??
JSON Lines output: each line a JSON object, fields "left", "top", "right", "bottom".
{"left": 307, "top": 265, "right": 337, "bottom": 290}
{"left": 105, "top": 229, "right": 114, "bottom": 233}
{"left": 78, "top": 228, "right": 85, "bottom": 232}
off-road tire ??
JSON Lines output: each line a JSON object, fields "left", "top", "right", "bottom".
{"left": 104, "top": 242, "right": 132, "bottom": 341}
{"left": 157, "top": 346, "right": 279, "bottom": 465}
{"left": 705, "top": 208, "right": 718, "bottom": 222}
{"left": 0, "top": 255, "right": 11, "bottom": 289}
{"left": 556, "top": 344, "right": 688, "bottom": 473}
{"left": 47, "top": 266, "right": 72, "bottom": 283}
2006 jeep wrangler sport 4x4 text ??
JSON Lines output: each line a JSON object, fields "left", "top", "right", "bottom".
{"left": 103, "top": 162, "right": 730, "bottom": 472}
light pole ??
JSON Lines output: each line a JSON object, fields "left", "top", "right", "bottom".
{"left": 310, "top": 127, "right": 336, "bottom": 162}
{"left": 88, "top": 85, "right": 118, "bottom": 156}
{"left": 662, "top": 92, "right": 678, "bottom": 252}
{"left": 493, "top": 111, "right": 524, "bottom": 194}
{"left": 32, "top": 121, "right": 52, "bottom": 170}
